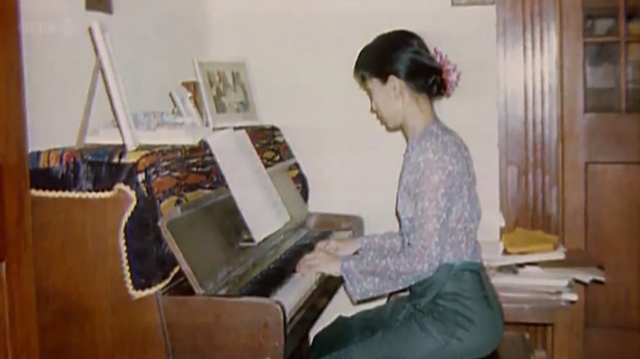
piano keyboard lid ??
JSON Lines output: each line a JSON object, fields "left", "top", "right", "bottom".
{"left": 158, "top": 164, "right": 310, "bottom": 295}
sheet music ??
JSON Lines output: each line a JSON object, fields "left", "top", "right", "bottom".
{"left": 205, "top": 129, "right": 290, "bottom": 243}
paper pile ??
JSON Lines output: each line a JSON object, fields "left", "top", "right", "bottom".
{"left": 483, "top": 228, "right": 605, "bottom": 306}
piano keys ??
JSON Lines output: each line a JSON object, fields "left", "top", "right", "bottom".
{"left": 236, "top": 229, "right": 331, "bottom": 310}
{"left": 158, "top": 163, "right": 364, "bottom": 358}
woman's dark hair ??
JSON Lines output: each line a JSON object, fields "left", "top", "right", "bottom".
{"left": 354, "top": 29, "right": 447, "bottom": 100}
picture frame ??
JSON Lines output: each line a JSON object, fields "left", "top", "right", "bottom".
{"left": 77, "top": 21, "right": 139, "bottom": 151}
{"left": 451, "top": 0, "right": 495, "bottom": 6}
{"left": 193, "top": 60, "right": 259, "bottom": 129}
{"left": 82, "top": 22, "right": 208, "bottom": 149}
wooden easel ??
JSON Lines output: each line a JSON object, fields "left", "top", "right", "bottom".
{"left": 76, "top": 21, "right": 138, "bottom": 151}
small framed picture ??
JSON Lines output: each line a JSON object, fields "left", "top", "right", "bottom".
{"left": 451, "top": 0, "right": 495, "bottom": 5}
{"left": 193, "top": 60, "right": 259, "bottom": 128}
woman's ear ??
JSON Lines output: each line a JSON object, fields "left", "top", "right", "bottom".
{"left": 389, "top": 76, "right": 413, "bottom": 108}
{"left": 386, "top": 75, "right": 403, "bottom": 99}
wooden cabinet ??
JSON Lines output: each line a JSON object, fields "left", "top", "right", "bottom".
{"left": 0, "top": 0, "right": 41, "bottom": 357}
{"left": 498, "top": 0, "right": 640, "bottom": 357}
{"left": 496, "top": 0, "right": 564, "bottom": 355}
{"left": 562, "top": 0, "right": 640, "bottom": 357}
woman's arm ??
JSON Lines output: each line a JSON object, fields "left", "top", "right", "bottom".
{"left": 340, "top": 149, "right": 454, "bottom": 302}
{"left": 357, "top": 231, "right": 404, "bottom": 253}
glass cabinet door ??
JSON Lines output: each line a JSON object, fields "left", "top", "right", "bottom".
{"left": 583, "top": 0, "right": 640, "bottom": 113}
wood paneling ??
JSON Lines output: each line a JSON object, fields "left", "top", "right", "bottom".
{"left": 0, "top": 0, "right": 40, "bottom": 357}
{"left": 496, "top": 1, "right": 570, "bottom": 357}
{"left": 584, "top": 327, "right": 640, "bottom": 359}
{"left": 0, "top": 266, "right": 9, "bottom": 359}
{"left": 497, "top": 0, "right": 561, "bottom": 235}
{"left": 583, "top": 165, "right": 640, "bottom": 358}
{"left": 585, "top": 166, "right": 640, "bottom": 329}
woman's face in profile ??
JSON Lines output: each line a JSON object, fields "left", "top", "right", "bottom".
{"left": 365, "top": 78, "right": 403, "bottom": 130}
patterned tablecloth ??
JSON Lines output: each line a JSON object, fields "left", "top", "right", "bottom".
{"left": 28, "top": 125, "right": 309, "bottom": 298}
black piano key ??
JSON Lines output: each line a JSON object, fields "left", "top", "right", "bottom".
{"left": 237, "top": 230, "right": 333, "bottom": 298}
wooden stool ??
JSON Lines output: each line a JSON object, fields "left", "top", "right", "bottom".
{"left": 484, "top": 331, "right": 539, "bottom": 359}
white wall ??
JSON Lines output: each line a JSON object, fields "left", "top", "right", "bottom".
{"left": 20, "top": 0, "right": 498, "bottom": 338}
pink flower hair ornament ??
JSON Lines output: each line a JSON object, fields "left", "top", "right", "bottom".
{"left": 432, "top": 48, "right": 461, "bottom": 97}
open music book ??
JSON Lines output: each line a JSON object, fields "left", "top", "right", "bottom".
{"left": 204, "top": 129, "right": 291, "bottom": 244}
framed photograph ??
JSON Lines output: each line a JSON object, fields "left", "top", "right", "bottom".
{"left": 193, "top": 60, "right": 259, "bottom": 128}
{"left": 451, "top": 0, "right": 495, "bottom": 5}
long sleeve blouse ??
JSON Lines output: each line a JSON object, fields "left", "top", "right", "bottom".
{"left": 340, "top": 120, "right": 482, "bottom": 302}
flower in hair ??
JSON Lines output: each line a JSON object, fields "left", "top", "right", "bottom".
{"left": 433, "top": 48, "right": 461, "bottom": 97}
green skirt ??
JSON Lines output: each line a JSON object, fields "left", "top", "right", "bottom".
{"left": 309, "top": 262, "right": 504, "bottom": 359}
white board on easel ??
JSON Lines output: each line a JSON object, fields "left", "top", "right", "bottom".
{"left": 76, "top": 21, "right": 139, "bottom": 151}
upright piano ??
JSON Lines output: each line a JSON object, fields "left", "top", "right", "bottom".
{"left": 158, "top": 162, "right": 364, "bottom": 358}
{"left": 28, "top": 128, "right": 363, "bottom": 359}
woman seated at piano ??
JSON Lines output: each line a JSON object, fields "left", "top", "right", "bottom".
{"left": 296, "top": 29, "right": 505, "bottom": 359}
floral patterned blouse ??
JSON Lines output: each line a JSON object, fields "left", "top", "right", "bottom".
{"left": 341, "top": 120, "right": 483, "bottom": 302}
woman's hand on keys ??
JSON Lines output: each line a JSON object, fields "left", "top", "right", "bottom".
{"left": 315, "top": 237, "right": 361, "bottom": 257}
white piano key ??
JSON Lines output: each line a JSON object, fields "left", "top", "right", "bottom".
{"left": 271, "top": 273, "right": 319, "bottom": 319}
{"left": 330, "top": 230, "right": 353, "bottom": 239}
{"left": 269, "top": 230, "right": 354, "bottom": 319}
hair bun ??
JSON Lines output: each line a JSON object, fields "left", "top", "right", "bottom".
{"left": 425, "top": 72, "right": 448, "bottom": 99}
{"left": 432, "top": 48, "right": 461, "bottom": 97}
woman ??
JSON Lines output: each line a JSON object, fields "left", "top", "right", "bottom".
{"left": 296, "top": 29, "right": 505, "bottom": 359}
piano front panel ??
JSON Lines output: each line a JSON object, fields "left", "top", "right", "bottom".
{"left": 161, "top": 296, "right": 285, "bottom": 359}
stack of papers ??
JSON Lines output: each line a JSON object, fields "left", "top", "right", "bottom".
{"left": 483, "top": 228, "right": 605, "bottom": 306}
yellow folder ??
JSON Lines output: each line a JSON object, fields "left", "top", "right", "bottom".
{"left": 502, "top": 227, "right": 559, "bottom": 254}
